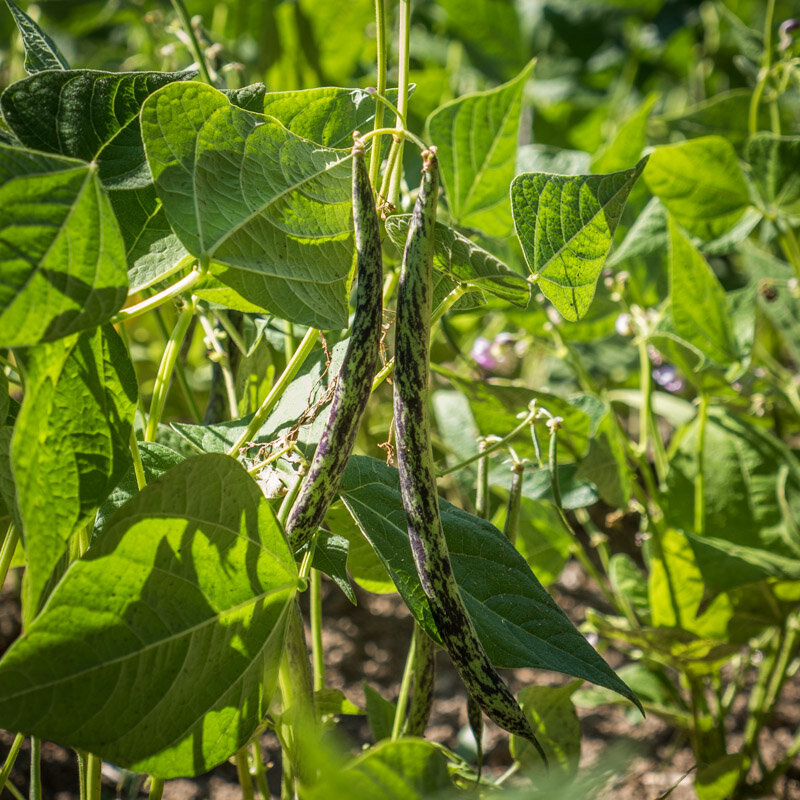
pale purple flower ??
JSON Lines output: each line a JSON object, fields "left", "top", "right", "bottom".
{"left": 652, "top": 364, "right": 684, "bottom": 393}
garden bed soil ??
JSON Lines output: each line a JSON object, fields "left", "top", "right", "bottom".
{"left": 1, "top": 562, "right": 798, "bottom": 800}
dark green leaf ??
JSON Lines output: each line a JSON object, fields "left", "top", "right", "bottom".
{"left": 512, "top": 158, "right": 648, "bottom": 320}
{"left": 0, "top": 146, "right": 127, "bottom": 346}
{"left": 384, "top": 215, "right": 530, "bottom": 307}
{"left": 363, "top": 683, "right": 397, "bottom": 743}
{"left": 0, "top": 454, "right": 299, "bottom": 777}
{"left": 4, "top": 0, "right": 69, "bottom": 73}
{"left": 339, "top": 456, "right": 639, "bottom": 708}
{"left": 1, "top": 70, "right": 195, "bottom": 188}
{"left": 141, "top": 82, "right": 353, "bottom": 329}
{"left": 312, "top": 530, "right": 356, "bottom": 604}
{"left": 11, "top": 326, "right": 137, "bottom": 620}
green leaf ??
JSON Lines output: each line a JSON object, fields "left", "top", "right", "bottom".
{"left": 664, "top": 408, "right": 800, "bottom": 590}
{"left": 648, "top": 528, "right": 733, "bottom": 640}
{"left": 11, "top": 326, "right": 137, "bottom": 620}
{"left": 608, "top": 554, "right": 650, "bottom": 624}
{"left": 108, "top": 185, "right": 188, "bottom": 292}
{"left": 262, "top": 86, "right": 399, "bottom": 149}
{"left": 0, "top": 453, "right": 299, "bottom": 778}
{"left": 668, "top": 219, "right": 738, "bottom": 367}
{"left": 511, "top": 158, "right": 647, "bottom": 320}
{"left": 314, "top": 688, "right": 362, "bottom": 717}
{"left": 93, "top": 442, "right": 186, "bottom": 539}
{"left": 339, "top": 456, "right": 639, "bottom": 708}
{"left": 1, "top": 70, "right": 195, "bottom": 189}
{"left": 303, "top": 739, "right": 452, "bottom": 800}
{"left": 384, "top": 216, "right": 530, "bottom": 307}
{"left": 4, "top": 0, "right": 69, "bottom": 73}
{"left": 746, "top": 133, "right": 800, "bottom": 221}
{"left": 427, "top": 60, "right": 534, "bottom": 237}
{"left": 363, "top": 683, "right": 397, "bottom": 743}
{"left": 497, "top": 498, "right": 571, "bottom": 586}
{"left": 325, "top": 503, "right": 395, "bottom": 595}
{"left": 511, "top": 682, "right": 581, "bottom": 780}
{"left": 696, "top": 753, "right": 748, "bottom": 800}
{"left": 0, "top": 145, "right": 128, "bottom": 347}
{"left": 606, "top": 197, "right": 667, "bottom": 267}
{"left": 644, "top": 136, "right": 750, "bottom": 240}
{"left": 577, "top": 413, "right": 633, "bottom": 508}
{"left": 141, "top": 82, "right": 353, "bottom": 329}
{"left": 591, "top": 93, "right": 657, "bottom": 174}
{"left": 312, "top": 530, "right": 356, "bottom": 604}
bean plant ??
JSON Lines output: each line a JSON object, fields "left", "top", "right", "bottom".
{"left": 0, "top": 1, "right": 799, "bottom": 799}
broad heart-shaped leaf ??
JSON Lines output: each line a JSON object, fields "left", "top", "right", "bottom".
{"left": 141, "top": 81, "right": 353, "bottom": 329}
{"left": 746, "top": 133, "right": 800, "bottom": 221}
{"left": 1, "top": 70, "right": 194, "bottom": 189}
{"left": 262, "top": 86, "right": 401, "bottom": 149}
{"left": 338, "top": 456, "right": 640, "bottom": 708}
{"left": 5, "top": 0, "right": 69, "bottom": 73}
{"left": 0, "top": 145, "right": 127, "bottom": 347}
{"left": 0, "top": 454, "right": 299, "bottom": 778}
{"left": 11, "top": 326, "right": 137, "bottom": 622}
{"left": 384, "top": 215, "right": 529, "bottom": 307}
{"left": 108, "top": 185, "right": 188, "bottom": 292}
{"left": 668, "top": 219, "right": 738, "bottom": 367}
{"left": 511, "top": 158, "right": 647, "bottom": 321}
{"left": 644, "top": 136, "right": 751, "bottom": 240}
{"left": 427, "top": 60, "right": 534, "bottom": 237}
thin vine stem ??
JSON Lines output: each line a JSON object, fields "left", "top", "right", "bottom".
{"left": 227, "top": 327, "right": 320, "bottom": 457}
{"left": 170, "top": 0, "right": 215, "bottom": 85}
{"left": 129, "top": 428, "right": 147, "bottom": 491}
{"left": 369, "top": 0, "right": 388, "bottom": 189}
{"left": 310, "top": 568, "right": 325, "bottom": 692}
{"left": 148, "top": 777, "right": 165, "bottom": 800}
{"left": 359, "top": 125, "right": 428, "bottom": 154}
{"left": 29, "top": 737, "right": 41, "bottom": 800}
{"left": 145, "top": 297, "right": 197, "bottom": 442}
{"left": 85, "top": 753, "right": 101, "bottom": 800}
{"left": 694, "top": 392, "right": 709, "bottom": 537}
{"left": 111, "top": 265, "right": 203, "bottom": 324}
{"left": 0, "top": 732, "right": 24, "bottom": 796}
{"left": 235, "top": 748, "right": 255, "bottom": 800}
{"left": 0, "top": 523, "right": 19, "bottom": 593}
{"left": 391, "top": 627, "right": 418, "bottom": 740}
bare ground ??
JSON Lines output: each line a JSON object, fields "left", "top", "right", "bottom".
{"left": 1, "top": 561, "right": 798, "bottom": 800}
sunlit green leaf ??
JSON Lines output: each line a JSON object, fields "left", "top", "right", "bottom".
{"left": 11, "top": 326, "right": 137, "bottom": 621}
{"left": 746, "top": 133, "right": 800, "bottom": 221}
{"left": 427, "top": 60, "right": 534, "bottom": 237}
{"left": 512, "top": 158, "right": 647, "bottom": 320}
{"left": 0, "top": 454, "right": 299, "bottom": 778}
{"left": 0, "top": 145, "right": 127, "bottom": 347}
{"left": 644, "top": 136, "right": 750, "bottom": 240}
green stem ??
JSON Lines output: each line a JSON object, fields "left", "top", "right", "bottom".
{"left": 197, "top": 307, "right": 238, "bottom": 418}
{"left": 85, "top": 753, "right": 101, "bottom": 800}
{"left": 360, "top": 126, "right": 427, "bottom": 153}
{"left": 170, "top": 0, "right": 215, "bottom": 85}
{"left": 437, "top": 405, "right": 537, "bottom": 477}
{"left": 384, "top": 0, "right": 411, "bottom": 209}
{"left": 111, "top": 265, "right": 202, "bottom": 324}
{"left": 0, "top": 733, "right": 24, "bottom": 796}
{"left": 215, "top": 310, "right": 248, "bottom": 356}
{"left": 779, "top": 227, "right": 800, "bottom": 280}
{"left": 145, "top": 297, "right": 197, "bottom": 442}
{"left": 391, "top": 627, "right": 418, "bottom": 740}
{"left": 130, "top": 429, "right": 147, "bottom": 491}
{"left": 310, "top": 569, "right": 325, "bottom": 693}
{"left": 250, "top": 741, "right": 271, "bottom": 800}
{"left": 0, "top": 523, "right": 20, "bottom": 592}
{"left": 748, "top": 0, "right": 777, "bottom": 136}
{"left": 77, "top": 751, "right": 87, "bottom": 800}
{"left": 369, "top": 0, "right": 388, "bottom": 188}
{"left": 228, "top": 328, "right": 320, "bottom": 456}
{"left": 694, "top": 393, "right": 709, "bottom": 537}
{"left": 148, "top": 777, "right": 165, "bottom": 800}
{"left": 278, "top": 468, "right": 306, "bottom": 530}
{"left": 29, "top": 737, "right": 41, "bottom": 800}
{"left": 637, "top": 336, "right": 652, "bottom": 459}
{"left": 475, "top": 440, "right": 489, "bottom": 519}
{"left": 503, "top": 461, "right": 524, "bottom": 545}
{"left": 235, "top": 748, "right": 255, "bottom": 800}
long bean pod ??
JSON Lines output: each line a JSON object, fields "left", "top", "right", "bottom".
{"left": 286, "top": 141, "right": 383, "bottom": 553}
{"left": 393, "top": 150, "right": 545, "bottom": 762}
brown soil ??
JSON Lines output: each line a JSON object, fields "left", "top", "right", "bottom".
{"left": 1, "top": 562, "right": 799, "bottom": 800}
